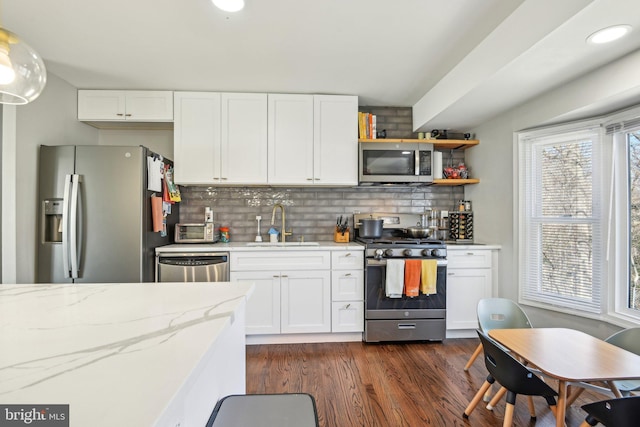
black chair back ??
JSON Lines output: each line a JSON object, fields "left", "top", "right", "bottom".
{"left": 477, "top": 330, "right": 557, "bottom": 398}
{"left": 581, "top": 396, "right": 640, "bottom": 427}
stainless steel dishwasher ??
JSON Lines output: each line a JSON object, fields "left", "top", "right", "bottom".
{"left": 156, "top": 252, "right": 230, "bottom": 282}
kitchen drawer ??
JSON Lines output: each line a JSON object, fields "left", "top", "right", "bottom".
{"left": 230, "top": 251, "right": 330, "bottom": 271}
{"left": 331, "top": 270, "right": 364, "bottom": 301}
{"left": 331, "top": 301, "right": 364, "bottom": 332}
{"left": 446, "top": 249, "right": 491, "bottom": 269}
{"left": 331, "top": 250, "right": 364, "bottom": 270}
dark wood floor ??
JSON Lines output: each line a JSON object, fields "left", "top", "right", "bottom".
{"left": 246, "top": 338, "right": 605, "bottom": 427}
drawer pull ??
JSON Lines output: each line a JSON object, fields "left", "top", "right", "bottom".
{"left": 344, "top": 273, "right": 352, "bottom": 277}
{"left": 281, "top": 275, "right": 288, "bottom": 278}
{"left": 346, "top": 303, "right": 351, "bottom": 309}
{"left": 448, "top": 272, "right": 455, "bottom": 276}
{"left": 273, "top": 275, "right": 279, "bottom": 278}
{"left": 466, "top": 252, "right": 475, "bottom": 256}
{"left": 398, "top": 323, "right": 416, "bottom": 330}
{"left": 345, "top": 253, "right": 352, "bottom": 257}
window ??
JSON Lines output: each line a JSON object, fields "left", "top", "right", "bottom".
{"left": 518, "top": 127, "right": 604, "bottom": 313}
{"left": 628, "top": 130, "right": 640, "bottom": 312}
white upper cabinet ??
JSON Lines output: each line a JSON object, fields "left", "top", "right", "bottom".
{"left": 78, "top": 90, "right": 173, "bottom": 122}
{"left": 313, "top": 95, "right": 358, "bottom": 186}
{"left": 221, "top": 93, "right": 268, "bottom": 184}
{"left": 267, "top": 94, "right": 315, "bottom": 185}
{"left": 268, "top": 94, "right": 358, "bottom": 186}
{"left": 173, "top": 92, "right": 221, "bottom": 184}
{"left": 173, "top": 91, "right": 357, "bottom": 186}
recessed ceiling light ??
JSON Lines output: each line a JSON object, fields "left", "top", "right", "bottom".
{"left": 212, "top": 0, "right": 245, "bottom": 12}
{"left": 587, "top": 25, "right": 632, "bottom": 44}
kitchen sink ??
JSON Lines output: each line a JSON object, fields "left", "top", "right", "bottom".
{"left": 245, "top": 242, "right": 320, "bottom": 247}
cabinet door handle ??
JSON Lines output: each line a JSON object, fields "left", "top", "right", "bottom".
{"left": 273, "top": 275, "right": 280, "bottom": 278}
{"left": 125, "top": 113, "right": 132, "bottom": 117}
{"left": 448, "top": 272, "right": 455, "bottom": 276}
{"left": 345, "top": 253, "right": 352, "bottom": 257}
{"left": 116, "top": 113, "right": 124, "bottom": 116}
{"left": 281, "top": 275, "right": 288, "bottom": 278}
{"left": 466, "top": 252, "right": 475, "bottom": 256}
{"left": 345, "top": 303, "right": 351, "bottom": 309}
{"left": 344, "top": 273, "right": 352, "bottom": 277}
{"left": 307, "top": 178, "right": 313, "bottom": 181}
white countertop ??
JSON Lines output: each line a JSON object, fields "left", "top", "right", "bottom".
{"left": 0, "top": 282, "right": 254, "bottom": 427}
{"left": 156, "top": 241, "right": 365, "bottom": 253}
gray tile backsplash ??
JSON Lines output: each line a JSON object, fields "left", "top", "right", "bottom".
{"left": 179, "top": 185, "right": 465, "bottom": 242}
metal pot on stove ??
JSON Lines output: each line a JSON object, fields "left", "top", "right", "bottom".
{"left": 358, "top": 217, "right": 384, "bottom": 238}
{"left": 405, "top": 226, "right": 436, "bottom": 238}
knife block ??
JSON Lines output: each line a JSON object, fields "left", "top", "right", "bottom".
{"left": 334, "top": 228, "right": 350, "bottom": 243}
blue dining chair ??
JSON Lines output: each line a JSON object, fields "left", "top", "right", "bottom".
{"left": 579, "top": 396, "right": 640, "bottom": 427}
{"left": 464, "top": 298, "right": 532, "bottom": 371}
{"left": 463, "top": 330, "right": 558, "bottom": 426}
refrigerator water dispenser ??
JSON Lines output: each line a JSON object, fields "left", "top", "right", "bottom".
{"left": 43, "top": 199, "right": 63, "bottom": 243}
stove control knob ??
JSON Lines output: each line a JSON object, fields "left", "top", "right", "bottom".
{"left": 403, "top": 249, "right": 413, "bottom": 257}
{"left": 421, "top": 249, "right": 432, "bottom": 257}
{"left": 384, "top": 249, "right": 394, "bottom": 257}
{"left": 432, "top": 249, "right": 446, "bottom": 258}
{"left": 374, "top": 249, "right": 384, "bottom": 260}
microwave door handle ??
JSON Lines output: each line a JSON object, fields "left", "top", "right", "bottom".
{"left": 61, "top": 174, "right": 72, "bottom": 278}
{"left": 415, "top": 149, "right": 420, "bottom": 176}
{"left": 69, "top": 174, "right": 80, "bottom": 279}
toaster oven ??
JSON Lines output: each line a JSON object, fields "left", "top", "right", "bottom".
{"left": 174, "top": 223, "right": 217, "bottom": 243}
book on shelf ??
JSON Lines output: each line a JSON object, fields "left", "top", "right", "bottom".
{"left": 358, "top": 112, "right": 377, "bottom": 139}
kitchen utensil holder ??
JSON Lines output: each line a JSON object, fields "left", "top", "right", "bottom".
{"left": 334, "top": 228, "right": 350, "bottom": 243}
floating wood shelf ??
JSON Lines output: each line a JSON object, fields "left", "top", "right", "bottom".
{"left": 358, "top": 138, "right": 479, "bottom": 150}
{"left": 433, "top": 178, "right": 480, "bottom": 186}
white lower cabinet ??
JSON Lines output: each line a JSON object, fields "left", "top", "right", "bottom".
{"left": 281, "top": 270, "right": 331, "bottom": 333}
{"left": 446, "top": 249, "right": 493, "bottom": 330}
{"left": 330, "top": 251, "right": 364, "bottom": 332}
{"left": 230, "top": 249, "right": 364, "bottom": 336}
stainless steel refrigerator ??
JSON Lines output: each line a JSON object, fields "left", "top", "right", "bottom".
{"left": 37, "top": 145, "right": 178, "bottom": 283}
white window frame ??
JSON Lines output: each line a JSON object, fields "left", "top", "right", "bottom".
{"left": 517, "top": 122, "right": 605, "bottom": 316}
{"left": 608, "top": 108, "right": 640, "bottom": 323}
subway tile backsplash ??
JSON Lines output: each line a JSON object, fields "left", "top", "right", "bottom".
{"left": 179, "top": 185, "right": 464, "bottom": 242}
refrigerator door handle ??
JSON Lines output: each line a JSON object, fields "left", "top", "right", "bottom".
{"left": 62, "top": 174, "right": 72, "bottom": 278}
{"left": 69, "top": 174, "right": 81, "bottom": 279}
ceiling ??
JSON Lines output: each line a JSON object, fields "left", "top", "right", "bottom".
{"left": 5, "top": 0, "right": 640, "bottom": 131}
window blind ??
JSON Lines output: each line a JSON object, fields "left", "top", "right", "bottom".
{"left": 519, "top": 128, "right": 603, "bottom": 313}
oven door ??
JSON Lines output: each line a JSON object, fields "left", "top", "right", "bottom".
{"left": 365, "top": 258, "right": 446, "bottom": 319}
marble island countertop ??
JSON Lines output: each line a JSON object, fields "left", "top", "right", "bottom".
{"left": 0, "top": 282, "right": 253, "bottom": 427}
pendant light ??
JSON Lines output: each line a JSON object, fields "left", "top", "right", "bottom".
{"left": 212, "top": 0, "right": 245, "bottom": 13}
{"left": 0, "top": 27, "right": 47, "bottom": 105}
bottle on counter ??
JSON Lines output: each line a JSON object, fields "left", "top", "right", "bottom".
{"left": 220, "top": 226, "right": 230, "bottom": 243}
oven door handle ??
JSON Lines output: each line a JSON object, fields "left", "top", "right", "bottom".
{"left": 367, "top": 259, "right": 448, "bottom": 266}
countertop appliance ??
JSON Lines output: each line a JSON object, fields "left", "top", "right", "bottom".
{"left": 156, "top": 252, "right": 229, "bottom": 282}
{"left": 175, "top": 223, "right": 217, "bottom": 243}
{"left": 354, "top": 213, "right": 447, "bottom": 342}
{"left": 37, "top": 145, "right": 178, "bottom": 283}
{"left": 359, "top": 142, "right": 434, "bottom": 184}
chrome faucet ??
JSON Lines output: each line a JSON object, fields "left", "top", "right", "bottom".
{"left": 271, "top": 203, "right": 292, "bottom": 243}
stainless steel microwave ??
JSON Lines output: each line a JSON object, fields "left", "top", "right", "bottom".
{"left": 359, "top": 142, "right": 434, "bottom": 184}
{"left": 174, "top": 223, "right": 217, "bottom": 243}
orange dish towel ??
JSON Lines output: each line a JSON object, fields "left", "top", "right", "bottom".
{"left": 404, "top": 260, "right": 421, "bottom": 297}
{"left": 420, "top": 259, "right": 438, "bottom": 295}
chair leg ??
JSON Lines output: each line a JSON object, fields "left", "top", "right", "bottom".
{"left": 483, "top": 383, "right": 494, "bottom": 402}
{"left": 502, "top": 402, "right": 515, "bottom": 427}
{"left": 566, "top": 386, "right": 585, "bottom": 407}
{"left": 463, "top": 379, "right": 493, "bottom": 418}
{"left": 464, "top": 343, "right": 483, "bottom": 371}
{"left": 526, "top": 396, "right": 536, "bottom": 418}
{"left": 486, "top": 386, "right": 507, "bottom": 410}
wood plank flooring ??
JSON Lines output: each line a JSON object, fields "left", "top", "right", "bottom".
{"left": 246, "top": 338, "right": 605, "bottom": 427}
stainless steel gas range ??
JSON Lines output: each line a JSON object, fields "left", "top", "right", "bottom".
{"left": 354, "top": 213, "right": 447, "bottom": 343}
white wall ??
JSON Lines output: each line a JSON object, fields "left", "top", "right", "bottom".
{"left": 467, "top": 49, "right": 640, "bottom": 338}
{"left": 98, "top": 129, "right": 173, "bottom": 159}
{"left": 2, "top": 73, "right": 98, "bottom": 283}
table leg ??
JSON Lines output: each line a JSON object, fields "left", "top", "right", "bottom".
{"left": 605, "top": 380, "right": 622, "bottom": 398}
{"left": 556, "top": 380, "right": 567, "bottom": 427}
